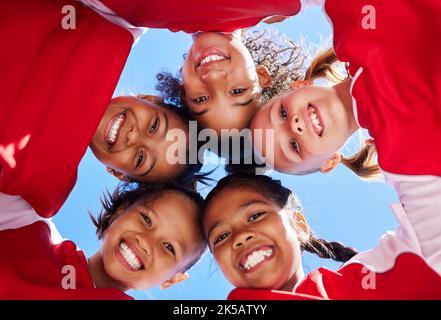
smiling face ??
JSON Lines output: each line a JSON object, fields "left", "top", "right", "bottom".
{"left": 90, "top": 96, "right": 188, "bottom": 183}
{"left": 203, "top": 187, "right": 304, "bottom": 290}
{"left": 99, "top": 191, "right": 204, "bottom": 290}
{"left": 250, "top": 84, "right": 356, "bottom": 174}
{"left": 182, "top": 32, "right": 270, "bottom": 133}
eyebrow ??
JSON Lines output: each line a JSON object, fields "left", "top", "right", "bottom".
{"left": 140, "top": 158, "right": 156, "bottom": 177}
{"left": 206, "top": 200, "right": 268, "bottom": 240}
{"left": 191, "top": 97, "right": 254, "bottom": 117}
{"left": 191, "top": 109, "right": 208, "bottom": 116}
{"left": 232, "top": 97, "right": 254, "bottom": 107}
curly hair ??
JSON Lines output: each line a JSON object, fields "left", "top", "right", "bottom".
{"left": 155, "top": 28, "right": 306, "bottom": 110}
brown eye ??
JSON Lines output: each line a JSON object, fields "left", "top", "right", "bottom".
{"left": 214, "top": 232, "right": 230, "bottom": 245}
{"left": 163, "top": 242, "right": 175, "bottom": 255}
{"left": 136, "top": 150, "right": 144, "bottom": 168}
{"left": 280, "top": 105, "right": 288, "bottom": 120}
{"left": 290, "top": 138, "right": 299, "bottom": 153}
{"left": 149, "top": 116, "right": 159, "bottom": 134}
{"left": 193, "top": 96, "right": 209, "bottom": 104}
{"left": 248, "top": 212, "right": 265, "bottom": 222}
{"left": 230, "top": 88, "right": 246, "bottom": 95}
{"left": 140, "top": 212, "right": 152, "bottom": 227}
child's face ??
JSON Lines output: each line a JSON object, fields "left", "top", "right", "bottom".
{"left": 203, "top": 188, "right": 303, "bottom": 290}
{"left": 99, "top": 191, "right": 203, "bottom": 290}
{"left": 182, "top": 32, "right": 263, "bottom": 133}
{"left": 250, "top": 85, "right": 352, "bottom": 173}
{"left": 90, "top": 96, "right": 188, "bottom": 182}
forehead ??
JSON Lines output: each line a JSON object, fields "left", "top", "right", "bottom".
{"left": 149, "top": 191, "right": 201, "bottom": 240}
{"left": 205, "top": 188, "right": 272, "bottom": 224}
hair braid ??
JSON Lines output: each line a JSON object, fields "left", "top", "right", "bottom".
{"left": 303, "top": 234, "right": 358, "bottom": 263}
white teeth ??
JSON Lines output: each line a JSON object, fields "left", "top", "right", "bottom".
{"left": 200, "top": 54, "right": 227, "bottom": 66}
{"left": 119, "top": 241, "right": 142, "bottom": 270}
{"left": 107, "top": 113, "right": 125, "bottom": 145}
{"left": 242, "top": 248, "right": 273, "bottom": 271}
{"left": 309, "top": 108, "right": 323, "bottom": 134}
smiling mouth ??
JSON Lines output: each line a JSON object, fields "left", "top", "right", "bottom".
{"left": 239, "top": 246, "right": 275, "bottom": 273}
{"left": 118, "top": 240, "right": 144, "bottom": 271}
{"left": 197, "top": 53, "right": 229, "bottom": 68}
{"left": 105, "top": 111, "right": 126, "bottom": 148}
{"left": 308, "top": 104, "right": 324, "bottom": 137}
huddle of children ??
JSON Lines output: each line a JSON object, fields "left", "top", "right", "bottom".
{"left": 1, "top": 0, "right": 440, "bottom": 299}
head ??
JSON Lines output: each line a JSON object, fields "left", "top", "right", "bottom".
{"left": 91, "top": 183, "right": 207, "bottom": 290}
{"left": 250, "top": 49, "right": 381, "bottom": 179}
{"left": 90, "top": 95, "right": 199, "bottom": 184}
{"left": 156, "top": 29, "right": 304, "bottom": 134}
{"left": 202, "top": 173, "right": 357, "bottom": 291}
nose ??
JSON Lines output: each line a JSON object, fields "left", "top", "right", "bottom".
{"left": 201, "top": 69, "right": 227, "bottom": 83}
{"left": 233, "top": 231, "right": 255, "bottom": 250}
{"left": 289, "top": 114, "right": 305, "bottom": 136}
{"left": 134, "top": 233, "right": 152, "bottom": 256}
{"left": 125, "top": 126, "right": 139, "bottom": 147}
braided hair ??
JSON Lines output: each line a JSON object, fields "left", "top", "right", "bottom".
{"left": 203, "top": 173, "right": 358, "bottom": 263}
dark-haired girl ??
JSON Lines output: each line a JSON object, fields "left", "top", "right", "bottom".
{"left": 203, "top": 174, "right": 441, "bottom": 299}
{"left": 0, "top": 182, "right": 206, "bottom": 299}
{"left": 156, "top": 29, "right": 305, "bottom": 134}
{"left": 0, "top": 0, "right": 302, "bottom": 218}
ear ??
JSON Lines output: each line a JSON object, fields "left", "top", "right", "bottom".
{"left": 106, "top": 167, "right": 131, "bottom": 183}
{"left": 137, "top": 94, "right": 163, "bottom": 105}
{"left": 319, "top": 153, "right": 342, "bottom": 174}
{"left": 256, "top": 65, "right": 273, "bottom": 89}
{"left": 160, "top": 272, "right": 189, "bottom": 290}
{"left": 293, "top": 210, "right": 310, "bottom": 241}
{"left": 290, "top": 80, "right": 313, "bottom": 90}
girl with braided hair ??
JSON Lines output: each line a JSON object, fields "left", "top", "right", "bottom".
{"left": 202, "top": 173, "right": 441, "bottom": 299}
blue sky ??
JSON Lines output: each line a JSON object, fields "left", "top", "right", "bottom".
{"left": 53, "top": 7, "right": 399, "bottom": 300}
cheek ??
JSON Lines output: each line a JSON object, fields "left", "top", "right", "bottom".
{"left": 214, "top": 248, "right": 242, "bottom": 285}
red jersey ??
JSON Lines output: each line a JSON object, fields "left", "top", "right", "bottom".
{"left": 0, "top": 0, "right": 301, "bottom": 218}
{"left": 100, "top": 0, "right": 301, "bottom": 33}
{"left": 324, "top": 0, "right": 441, "bottom": 176}
{"left": 0, "top": 0, "right": 133, "bottom": 218}
{"left": 229, "top": 253, "right": 441, "bottom": 300}
{"left": 0, "top": 221, "right": 131, "bottom": 300}
{"left": 229, "top": 172, "right": 441, "bottom": 300}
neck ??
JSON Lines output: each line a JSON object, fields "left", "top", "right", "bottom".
{"left": 281, "top": 265, "right": 305, "bottom": 292}
{"left": 88, "top": 252, "right": 128, "bottom": 292}
{"left": 333, "top": 78, "right": 359, "bottom": 135}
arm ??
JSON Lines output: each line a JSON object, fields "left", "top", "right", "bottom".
{"left": 384, "top": 172, "right": 441, "bottom": 275}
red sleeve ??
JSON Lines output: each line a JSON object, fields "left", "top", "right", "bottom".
{"left": 228, "top": 288, "right": 323, "bottom": 300}
{"left": 0, "top": 0, "right": 133, "bottom": 217}
{"left": 228, "top": 254, "right": 441, "bottom": 300}
{"left": 101, "top": 0, "right": 301, "bottom": 33}
{"left": 296, "top": 253, "right": 441, "bottom": 300}
{"left": 325, "top": 0, "right": 441, "bottom": 176}
{"left": 0, "top": 222, "right": 133, "bottom": 300}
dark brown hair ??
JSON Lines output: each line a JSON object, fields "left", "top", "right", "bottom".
{"left": 203, "top": 173, "right": 358, "bottom": 263}
{"left": 90, "top": 181, "right": 207, "bottom": 271}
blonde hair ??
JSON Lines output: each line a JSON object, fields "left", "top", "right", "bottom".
{"left": 304, "top": 48, "right": 381, "bottom": 180}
